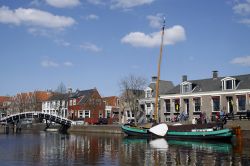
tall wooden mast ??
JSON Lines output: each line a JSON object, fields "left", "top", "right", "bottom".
{"left": 154, "top": 18, "right": 165, "bottom": 123}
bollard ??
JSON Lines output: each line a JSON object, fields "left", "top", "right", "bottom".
{"left": 232, "top": 126, "right": 241, "bottom": 136}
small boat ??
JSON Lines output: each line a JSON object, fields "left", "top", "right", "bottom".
{"left": 121, "top": 124, "right": 152, "bottom": 137}
{"left": 121, "top": 123, "right": 168, "bottom": 137}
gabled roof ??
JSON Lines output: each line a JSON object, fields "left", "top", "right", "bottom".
{"left": 69, "top": 89, "right": 99, "bottom": 104}
{"left": 103, "top": 96, "right": 119, "bottom": 106}
{"left": 165, "top": 74, "right": 250, "bottom": 95}
{"left": 35, "top": 91, "right": 52, "bottom": 102}
{"left": 48, "top": 93, "right": 69, "bottom": 101}
{"left": 0, "top": 96, "right": 11, "bottom": 103}
{"left": 149, "top": 80, "right": 174, "bottom": 97}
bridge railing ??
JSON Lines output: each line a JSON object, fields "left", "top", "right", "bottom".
{"left": 0, "top": 111, "right": 75, "bottom": 126}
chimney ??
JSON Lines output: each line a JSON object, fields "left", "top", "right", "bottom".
{"left": 151, "top": 76, "right": 157, "bottom": 83}
{"left": 212, "top": 70, "right": 218, "bottom": 79}
{"left": 182, "top": 75, "right": 187, "bottom": 82}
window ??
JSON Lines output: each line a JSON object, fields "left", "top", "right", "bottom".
{"left": 226, "top": 80, "right": 233, "bottom": 89}
{"left": 62, "top": 101, "right": 65, "bottom": 107}
{"left": 106, "top": 110, "right": 111, "bottom": 118}
{"left": 181, "top": 82, "right": 192, "bottom": 93}
{"left": 146, "top": 103, "right": 151, "bottom": 108}
{"left": 84, "top": 110, "right": 90, "bottom": 118}
{"left": 127, "top": 111, "right": 131, "bottom": 117}
{"left": 193, "top": 98, "right": 201, "bottom": 112}
{"left": 146, "top": 90, "right": 151, "bottom": 98}
{"left": 237, "top": 95, "right": 246, "bottom": 111}
{"left": 116, "top": 99, "right": 120, "bottom": 106}
{"left": 79, "top": 110, "right": 83, "bottom": 118}
{"left": 73, "top": 99, "right": 76, "bottom": 105}
{"left": 212, "top": 97, "right": 220, "bottom": 112}
{"left": 174, "top": 99, "right": 180, "bottom": 112}
{"left": 221, "top": 77, "right": 238, "bottom": 90}
{"left": 165, "top": 99, "right": 170, "bottom": 113}
{"left": 99, "top": 111, "right": 103, "bottom": 118}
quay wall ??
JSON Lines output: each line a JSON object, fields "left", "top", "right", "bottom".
{"left": 68, "top": 124, "right": 123, "bottom": 134}
{"left": 0, "top": 120, "right": 249, "bottom": 135}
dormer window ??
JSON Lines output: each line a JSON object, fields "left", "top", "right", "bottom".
{"left": 145, "top": 87, "right": 152, "bottom": 98}
{"left": 181, "top": 82, "right": 192, "bottom": 93}
{"left": 221, "top": 77, "right": 238, "bottom": 90}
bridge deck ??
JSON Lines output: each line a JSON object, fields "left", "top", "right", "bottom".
{"left": 0, "top": 111, "right": 75, "bottom": 127}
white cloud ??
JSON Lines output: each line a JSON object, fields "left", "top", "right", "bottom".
{"left": 147, "top": 14, "right": 164, "bottom": 28}
{"left": 121, "top": 25, "right": 186, "bottom": 48}
{"left": 30, "top": 0, "right": 41, "bottom": 6}
{"left": 239, "top": 18, "right": 250, "bottom": 25}
{"left": 80, "top": 42, "right": 102, "bottom": 52}
{"left": 230, "top": 56, "right": 250, "bottom": 66}
{"left": 45, "top": 0, "right": 80, "bottom": 8}
{"left": 87, "top": 0, "right": 105, "bottom": 5}
{"left": 54, "top": 39, "right": 71, "bottom": 47}
{"left": 64, "top": 61, "right": 73, "bottom": 66}
{"left": 233, "top": 1, "right": 250, "bottom": 15}
{"left": 41, "top": 60, "right": 59, "bottom": 67}
{"left": 111, "top": 0, "right": 155, "bottom": 9}
{"left": 28, "top": 27, "right": 53, "bottom": 37}
{"left": 0, "top": 6, "right": 75, "bottom": 29}
{"left": 84, "top": 14, "right": 99, "bottom": 20}
{"left": 41, "top": 59, "right": 73, "bottom": 67}
{"left": 232, "top": 0, "right": 250, "bottom": 26}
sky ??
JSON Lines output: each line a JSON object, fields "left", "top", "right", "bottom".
{"left": 0, "top": 0, "right": 250, "bottom": 97}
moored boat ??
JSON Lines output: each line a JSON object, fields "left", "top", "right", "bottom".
{"left": 121, "top": 125, "right": 151, "bottom": 137}
{"left": 166, "top": 128, "right": 233, "bottom": 141}
{"left": 121, "top": 123, "right": 233, "bottom": 141}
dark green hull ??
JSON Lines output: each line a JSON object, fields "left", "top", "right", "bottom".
{"left": 166, "top": 128, "right": 233, "bottom": 141}
{"left": 121, "top": 125, "right": 233, "bottom": 141}
{"left": 121, "top": 125, "right": 152, "bottom": 137}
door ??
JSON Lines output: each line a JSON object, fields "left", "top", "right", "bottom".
{"left": 227, "top": 97, "right": 234, "bottom": 114}
{"left": 184, "top": 99, "right": 189, "bottom": 115}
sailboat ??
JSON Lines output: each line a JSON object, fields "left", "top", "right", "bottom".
{"left": 121, "top": 19, "right": 233, "bottom": 141}
{"left": 122, "top": 18, "right": 169, "bottom": 138}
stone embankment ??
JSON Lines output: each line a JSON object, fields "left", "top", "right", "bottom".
{"left": 68, "top": 124, "right": 123, "bottom": 134}
{"left": 0, "top": 120, "right": 249, "bottom": 136}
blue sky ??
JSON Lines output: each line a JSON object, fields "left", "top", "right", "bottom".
{"left": 0, "top": 0, "right": 250, "bottom": 97}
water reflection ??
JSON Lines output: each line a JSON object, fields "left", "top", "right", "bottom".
{"left": 122, "top": 137, "right": 249, "bottom": 166}
{"left": 0, "top": 132, "right": 250, "bottom": 165}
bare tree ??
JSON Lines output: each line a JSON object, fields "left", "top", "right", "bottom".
{"left": 119, "top": 74, "right": 147, "bottom": 124}
{"left": 55, "top": 82, "right": 67, "bottom": 94}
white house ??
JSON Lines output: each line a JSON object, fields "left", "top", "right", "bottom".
{"left": 42, "top": 93, "right": 69, "bottom": 118}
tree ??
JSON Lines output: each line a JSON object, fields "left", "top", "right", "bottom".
{"left": 55, "top": 82, "right": 67, "bottom": 94}
{"left": 119, "top": 74, "right": 148, "bottom": 124}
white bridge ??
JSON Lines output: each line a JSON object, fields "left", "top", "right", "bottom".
{"left": 0, "top": 111, "right": 75, "bottom": 127}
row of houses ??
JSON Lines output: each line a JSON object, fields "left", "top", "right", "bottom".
{"left": 1, "top": 71, "right": 250, "bottom": 124}
{"left": 140, "top": 71, "right": 250, "bottom": 123}
{"left": 0, "top": 88, "right": 134, "bottom": 124}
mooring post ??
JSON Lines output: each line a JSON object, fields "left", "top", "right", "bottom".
{"left": 4, "top": 125, "right": 9, "bottom": 134}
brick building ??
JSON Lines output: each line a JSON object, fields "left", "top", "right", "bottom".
{"left": 68, "top": 89, "right": 105, "bottom": 124}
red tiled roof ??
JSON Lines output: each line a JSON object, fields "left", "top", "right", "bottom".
{"left": 0, "top": 96, "right": 11, "bottom": 103}
{"left": 35, "top": 91, "right": 53, "bottom": 102}
{"left": 103, "top": 96, "right": 119, "bottom": 106}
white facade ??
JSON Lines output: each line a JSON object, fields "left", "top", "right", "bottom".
{"left": 42, "top": 100, "right": 68, "bottom": 118}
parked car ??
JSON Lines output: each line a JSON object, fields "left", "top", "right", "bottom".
{"left": 97, "top": 118, "right": 108, "bottom": 125}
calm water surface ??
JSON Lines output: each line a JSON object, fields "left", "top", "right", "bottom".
{"left": 0, "top": 131, "right": 250, "bottom": 166}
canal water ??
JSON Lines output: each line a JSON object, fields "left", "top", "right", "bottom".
{"left": 0, "top": 131, "right": 250, "bottom": 166}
